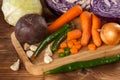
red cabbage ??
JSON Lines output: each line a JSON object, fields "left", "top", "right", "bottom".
{"left": 45, "top": 0, "right": 90, "bottom": 15}
{"left": 90, "top": 0, "right": 120, "bottom": 19}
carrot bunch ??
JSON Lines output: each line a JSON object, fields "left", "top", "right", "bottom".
{"left": 48, "top": 4, "right": 102, "bottom": 54}
{"left": 79, "top": 11, "right": 102, "bottom": 51}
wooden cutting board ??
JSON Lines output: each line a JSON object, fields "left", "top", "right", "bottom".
{"left": 1, "top": 0, "right": 120, "bottom": 80}
{"left": 11, "top": 31, "right": 120, "bottom": 78}
{"left": 11, "top": 31, "right": 120, "bottom": 75}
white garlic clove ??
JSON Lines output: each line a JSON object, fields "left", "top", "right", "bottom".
{"left": 44, "top": 55, "right": 53, "bottom": 64}
{"left": 26, "top": 50, "right": 34, "bottom": 58}
{"left": 10, "top": 59, "right": 20, "bottom": 71}
{"left": 24, "top": 43, "right": 30, "bottom": 51}
{"left": 30, "top": 45, "right": 37, "bottom": 51}
{"left": 44, "top": 44, "right": 53, "bottom": 56}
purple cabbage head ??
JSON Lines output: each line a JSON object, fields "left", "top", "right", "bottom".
{"left": 45, "top": 0, "right": 91, "bottom": 15}
{"left": 90, "top": 0, "right": 120, "bottom": 19}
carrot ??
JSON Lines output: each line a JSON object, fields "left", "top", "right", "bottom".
{"left": 80, "top": 11, "right": 92, "bottom": 46}
{"left": 72, "top": 17, "right": 82, "bottom": 30}
{"left": 71, "top": 39, "right": 77, "bottom": 45}
{"left": 72, "top": 44, "right": 82, "bottom": 50}
{"left": 73, "top": 40, "right": 81, "bottom": 45}
{"left": 67, "top": 29, "right": 82, "bottom": 41}
{"left": 88, "top": 43, "right": 97, "bottom": 51}
{"left": 57, "top": 48, "right": 64, "bottom": 53}
{"left": 48, "top": 5, "right": 83, "bottom": 33}
{"left": 70, "top": 48, "right": 78, "bottom": 55}
{"left": 67, "top": 40, "right": 74, "bottom": 48}
{"left": 60, "top": 41, "right": 67, "bottom": 48}
{"left": 91, "top": 13, "right": 102, "bottom": 47}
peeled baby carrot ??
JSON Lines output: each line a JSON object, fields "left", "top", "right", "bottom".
{"left": 67, "top": 40, "right": 74, "bottom": 48}
{"left": 73, "top": 40, "right": 81, "bottom": 45}
{"left": 57, "top": 48, "right": 64, "bottom": 53}
{"left": 88, "top": 43, "right": 97, "bottom": 51}
{"left": 80, "top": 11, "right": 92, "bottom": 46}
{"left": 70, "top": 48, "right": 78, "bottom": 55}
{"left": 48, "top": 5, "right": 83, "bottom": 33}
{"left": 72, "top": 44, "right": 82, "bottom": 50}
{"left": 67, "top": 29, "right": 82, "bottom": 41}
{"left": 91, "top": 13, "right": 102, "bottom": 47}
{"left": 60, "top": 41, "right": 67, "bottom": 48}
{"left": 71, "top": 39, "right": 77, "bottom": 45}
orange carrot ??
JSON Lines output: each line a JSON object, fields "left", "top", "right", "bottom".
{"left": 88, "top": 43, "right": 97, "bottom": 51}
{"left": 57, "top": 48, "right": 64, "bottom": 53}
{"left": 67, "top": 29, "right": 82, "bottom": 41}
{"left": 48, "top": 5, "right": 83, "bottom": 33}
{"left": 72, "top": 44, "right": 82, "bottom": 50}
{"left": 73, "top": 40, "right": 81, "bottom": 45}
{"left": 60, "top": 42, "right": 67, "bottom": 48}
{"left": 71, "top": 39, "right": 77, "bottom": 44}
{"left": 70, "top": 48, "right": 78, "bottom": 54}
{"left": 91, "top": 13, "right": 102, "bottom": 47}
{"left": 80, "top": 11, "right": 92, "bottom": 46}
{"left": 67, "top": 40, "right": 74, "bottom": 48}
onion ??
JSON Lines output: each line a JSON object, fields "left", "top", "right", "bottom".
{"left": 100, "top": 22, "right": 120, "bottom": 45}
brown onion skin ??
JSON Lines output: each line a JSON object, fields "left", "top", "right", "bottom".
{"left": 100, "top": 22, "right": 120, "bottom": 45}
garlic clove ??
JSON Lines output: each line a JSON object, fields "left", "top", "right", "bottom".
{"left": 30, "top": 45, "right": 37, "bottom": 51}
{"left": 26, "top": 50, "right": 34, "bottom": 58}
{"left": 24, "top": 43, "right": 30, "bottom": 51}
{"left": 44, "top": 44, "right": 53, "bottom": 56}
{"left": 44, "top": 55, "right": 53, "bottom": 64}
{"left": 10, "top": 59, "right": 20, "bottom": 71}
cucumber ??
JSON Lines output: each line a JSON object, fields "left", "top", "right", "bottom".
{"left": 44, "top": 54, "right": 120, "bottom": 75}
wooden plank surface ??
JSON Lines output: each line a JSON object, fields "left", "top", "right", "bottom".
{"left": 1, "top": 0, "right": 120, "bottom": 80}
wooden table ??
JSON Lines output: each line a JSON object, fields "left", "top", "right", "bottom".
{"left": 1, "top": 0, "right": 120, "bottom": 80}
{"left": 0, "top": 1, "right": 85, "bottom": 80}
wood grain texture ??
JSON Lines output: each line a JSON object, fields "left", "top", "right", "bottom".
{"left": 1, "top": 0, "right": 120, "bottom": 80}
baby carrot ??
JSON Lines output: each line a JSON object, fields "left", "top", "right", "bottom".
{"left": 71, "top": 39, "right": 77, "bottom": 45}
{"left": 91, "top": 13, "right": 102, "bottom": 47}
{"left": 67, "top": 40, "right": 74, "bottom": 48}
{"left": 48, "top": 5, "right": 83, "bottom": 33}
{"left": 73, "top": 40, "right": 81, "bottom": 45}
{"left": 57, "top": 48, "right": 64, "bottom": 53}
{"left": 67, "top": 29, "right": 82, "bottom": 41}
{"left": 80, "top": 11, "right": 92, "bottom": 46}
{"left": 60, "top": 42, "right": 67, "bottom": 49}
{"left": 88, "top": 43, "right": 97, "bottom": 51}
{"left": 72, "top": 44, "right": 82, "bottom": 50}
{"left": 70, "top": 48, "right": 78, "bottom": 55}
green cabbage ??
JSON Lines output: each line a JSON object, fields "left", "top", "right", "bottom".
{"left": 1, "top": 0, "right": 42, "bottom": 26}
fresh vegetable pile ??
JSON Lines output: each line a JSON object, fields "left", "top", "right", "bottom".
{"left": 2, "top": 0, "right": 120, "bottom": 75}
